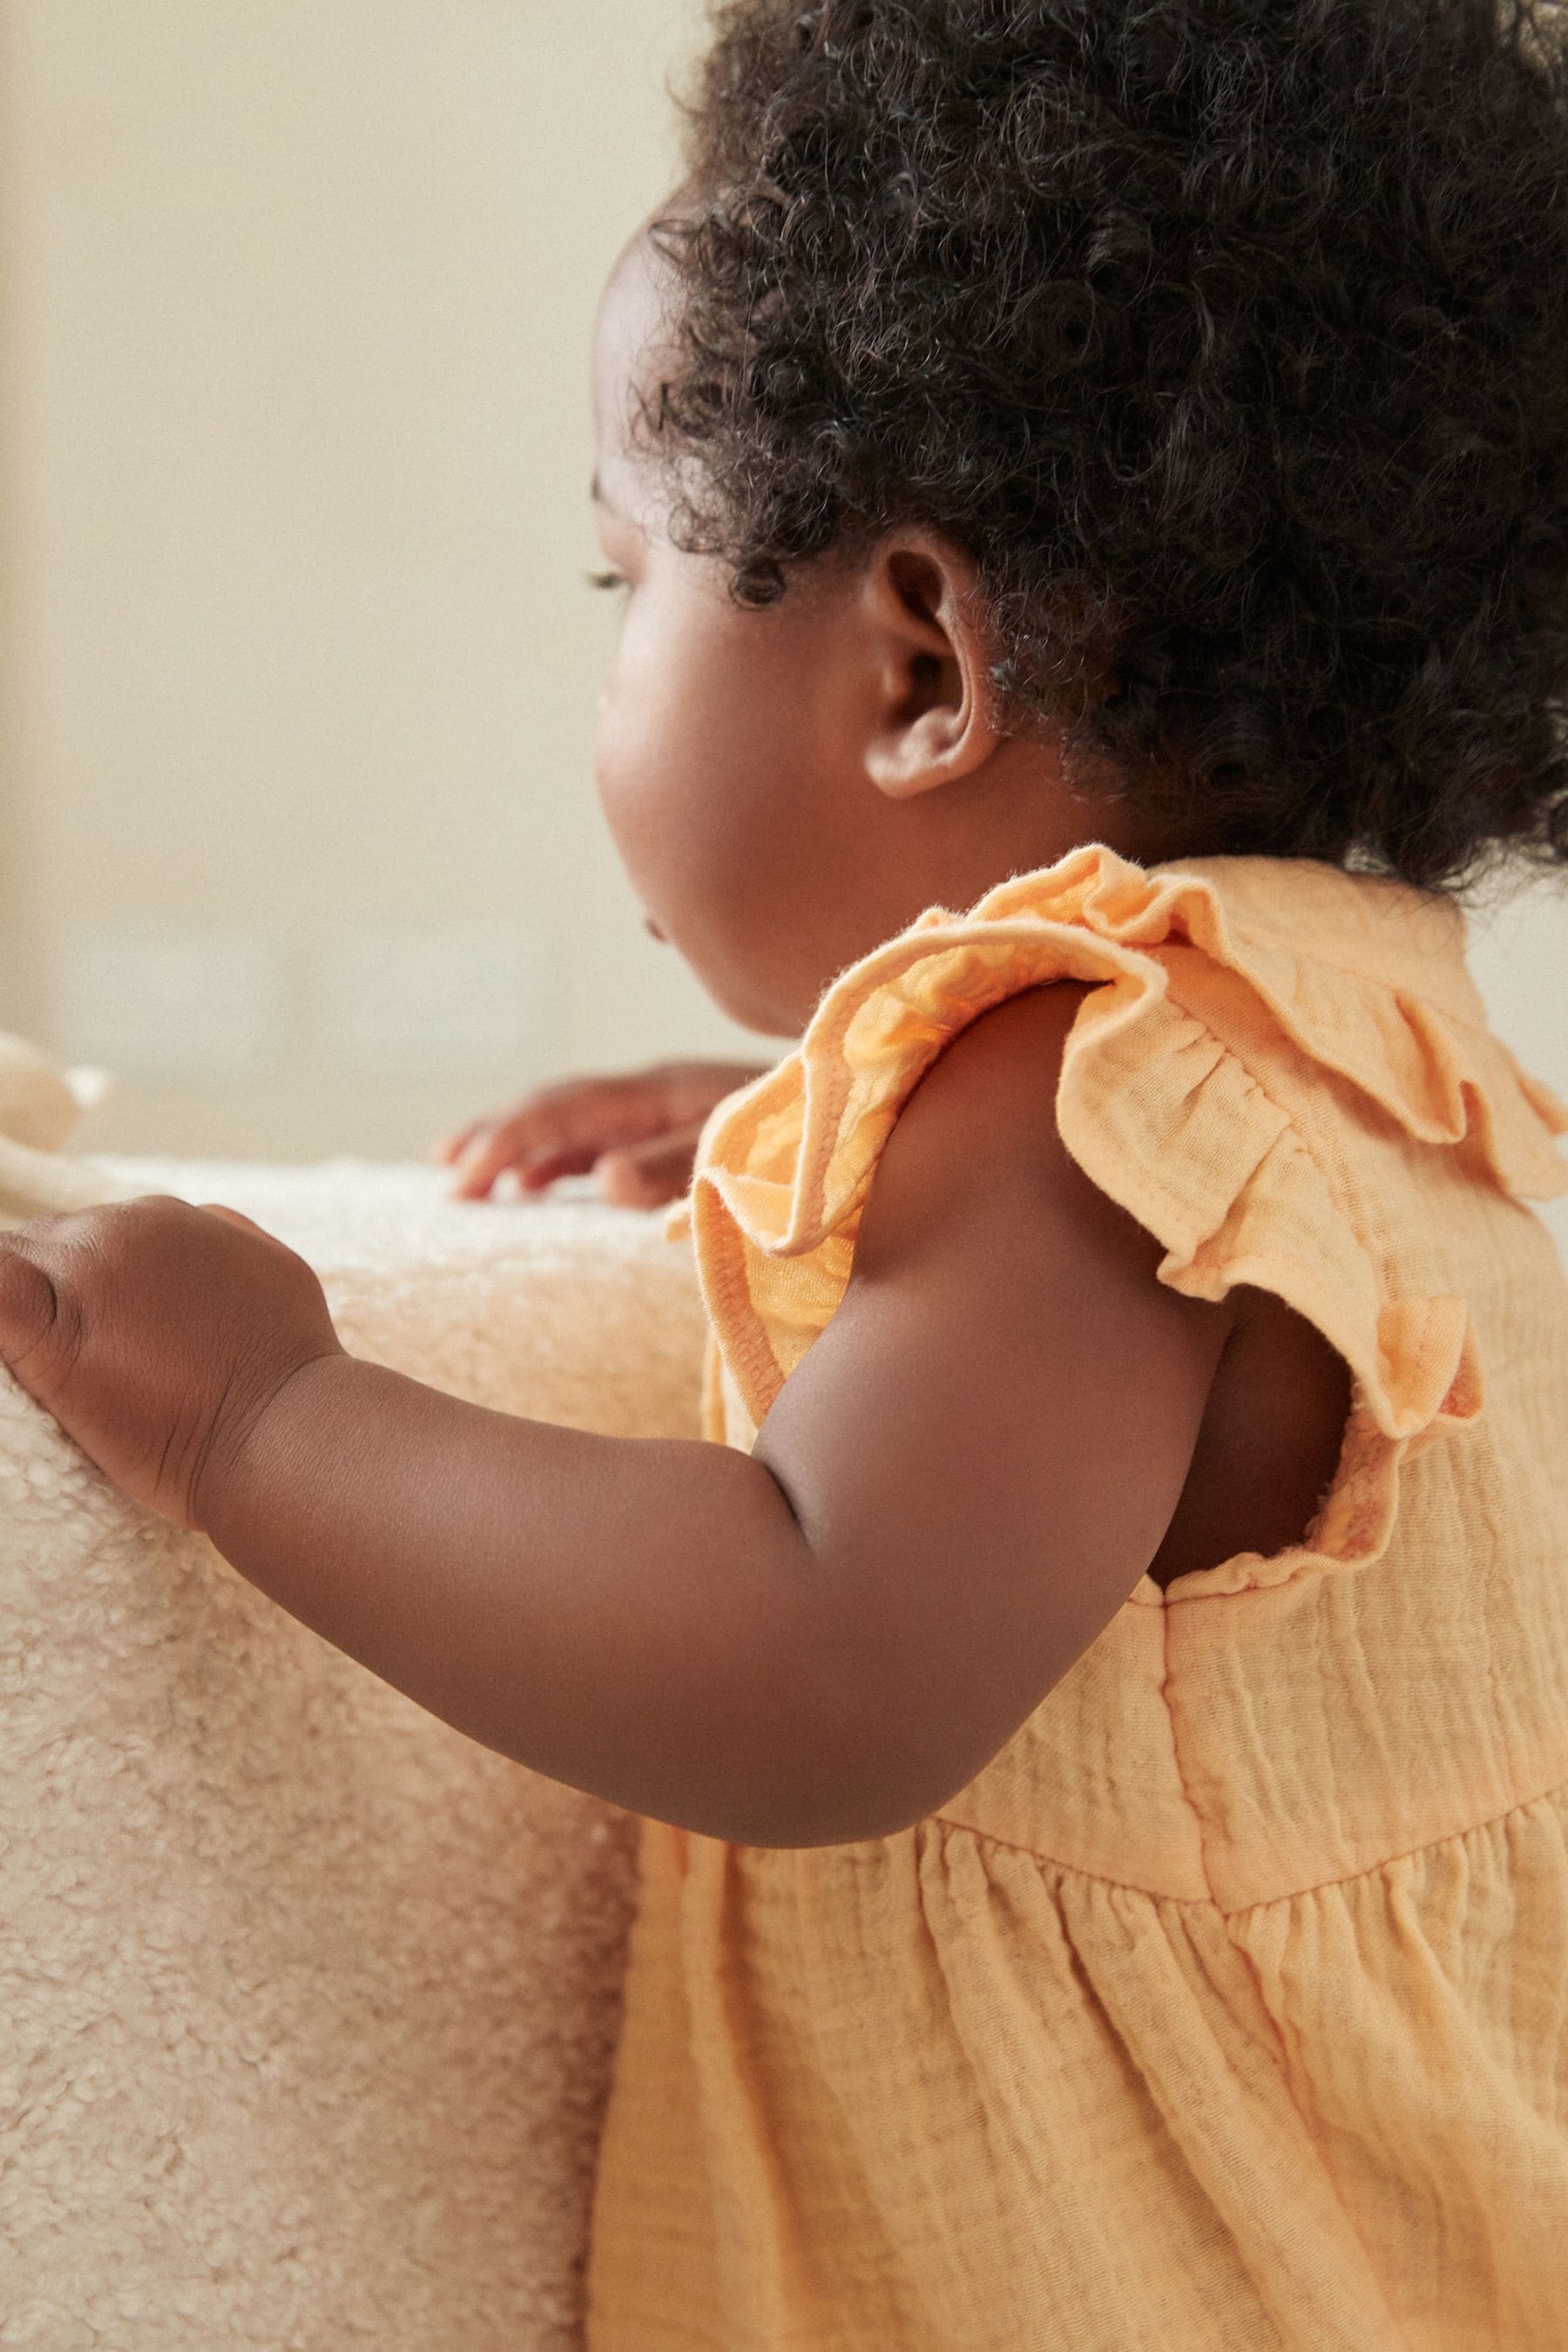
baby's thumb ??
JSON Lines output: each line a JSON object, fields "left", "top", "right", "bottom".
{"left": 594, "top": 1127, "right": 703, "bottom": 1208}
{"left": 0, "top": 1239, "right": 71, "bottom": 1400}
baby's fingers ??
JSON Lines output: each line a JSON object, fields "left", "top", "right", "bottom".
{"left": 510, "top": 1145, "right": 606, "bottom": 1193}
{"left": 0, "top": 1237, "right": 70, "bottom": 1396}
{"left": 447, "top": 1120, "right": 573, "bottom": 1201}
{"left": 443, "top": 1080, "right": 677, "bottom": 1201}
{"left": 432, "top": 1121, "right": 482, "bottom": 1167}
{"left": 197, "top": 1202, "right": 267, "bottom": 1235}
{"left": 593, "top": 1126, "right": 706, "bottom": 1208}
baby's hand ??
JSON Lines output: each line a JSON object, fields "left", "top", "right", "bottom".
{"left": 434, "top": 1059, "right": 770, "bottom": 1207}
{"left": 0, "top": 1197, "right": 343, "bottom": 1531}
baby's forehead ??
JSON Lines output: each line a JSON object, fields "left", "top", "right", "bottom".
{"left": 593, "top": 225, "right": 683, "bottom": 439}
{"left": 600, "top": 210, "right": 683, "bottom": 334}
{"left": 599, "top": 186, "right": 700, "bottom": 336}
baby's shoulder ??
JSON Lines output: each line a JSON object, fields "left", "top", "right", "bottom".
{"left": 857, "top": 976, "right": 1350, "bottom": 1590}
{"left": 866, "top": 978, "right": 1100, "bottom": 1221}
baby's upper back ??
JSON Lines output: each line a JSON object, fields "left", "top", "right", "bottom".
{"left": 678, "top": 846, "right": 1568, "bottom": 1895}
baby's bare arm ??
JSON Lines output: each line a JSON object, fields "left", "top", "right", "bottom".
{"left": 196, "top": 1357, "right": 846, "bottom": 1843}
{"left": 0, "top": 986, "right": 1233, "bottom": 1848}
{"left": 206, "top": 983, "right": 1236, "bottom": 1842}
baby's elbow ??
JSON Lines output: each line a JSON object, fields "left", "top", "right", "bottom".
{"left": 773, "top": 1793, "right": 937, "bottom": 1850}
{"left": 689, "top": 1563, "right": 970, "bottom": 1848}
{"left": 719, "top": 1747, "right": 954, "bottom": 1851}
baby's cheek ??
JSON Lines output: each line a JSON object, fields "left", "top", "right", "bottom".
{"left": 592, "top": 668, "right": 666, "bottom": 877}
{"left": 597, "top": 637, "right": 720, "bottom": 874}
{"left": 594, "top": 714, "right": 704, "bottom": 940}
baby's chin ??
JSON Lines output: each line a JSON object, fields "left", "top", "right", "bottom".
{"left": 693, "top": 955, "right": 805, "bottom": 1044}
{"left": 648, "top": 908, "right": 808, "bottom": 1037}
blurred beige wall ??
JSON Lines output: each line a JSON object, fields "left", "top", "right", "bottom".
{"left": 0, "top": 0, "right": 1565, "bottom": 1256}
{"left": 0, "top": 0, "right": 759, "bottom": 1166}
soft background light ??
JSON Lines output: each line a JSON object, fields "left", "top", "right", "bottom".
{"left": 0, "top": 0, "right": 754, "bottom": 1165}
{"left": 1, "top": 0, "right": 1564, "bottom": 1254}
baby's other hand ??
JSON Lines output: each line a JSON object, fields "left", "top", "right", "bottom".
{"left": 433, "top": 1060, "right": 770, "bottom": 1208}
{"left": 0, "top": 1197, "right": 344, "bottom": 1531}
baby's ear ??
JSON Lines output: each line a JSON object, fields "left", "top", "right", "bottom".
{"left": 861, "top": 533, "right": 1001, "bottom": 800}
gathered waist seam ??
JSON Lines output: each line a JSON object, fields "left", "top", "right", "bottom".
{"left": 929, "top": 1762, "right": 1568, "bottom": 1916}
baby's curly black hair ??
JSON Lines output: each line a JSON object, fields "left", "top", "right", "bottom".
{"left": 647, "top": 0, "right": 1568, "bottom": 888}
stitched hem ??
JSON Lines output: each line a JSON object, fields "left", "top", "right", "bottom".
{"left": 929, "top": 1765, "right": 1568, "bottom": 1916}
{"left": 1146, "top": 1579, "right": 1414, "bottom": 2349}
{"left": 1060, "top": 970, "right": 1484, "bottom": 1606}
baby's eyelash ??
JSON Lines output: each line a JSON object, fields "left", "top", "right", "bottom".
{"left": 584, "top": 569, "right": 629, "bottom": 593}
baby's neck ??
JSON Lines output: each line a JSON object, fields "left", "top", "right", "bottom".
{"left": 874, "top": 736, "right": 1197, "bottom": 926}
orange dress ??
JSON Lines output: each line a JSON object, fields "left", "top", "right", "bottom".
{"left": 585, "top": 846, "right": 1568, "bottom": 2350}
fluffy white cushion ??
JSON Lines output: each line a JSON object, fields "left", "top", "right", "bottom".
{"left": 1, "top": 1159, "right": 706, "bottom": 2351}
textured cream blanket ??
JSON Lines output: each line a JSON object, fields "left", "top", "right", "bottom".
{"left": 0, "top": 1158, "right": 706, "bottom": 2351}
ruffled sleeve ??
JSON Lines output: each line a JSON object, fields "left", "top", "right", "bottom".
{"left": 668, "top": 844, "right": 1564, "bottom": 1597}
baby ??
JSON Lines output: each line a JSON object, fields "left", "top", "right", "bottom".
{"left": 5, "top": 3, "right": 1568, "bottom": 2342}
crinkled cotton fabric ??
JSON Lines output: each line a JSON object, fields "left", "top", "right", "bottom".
{"left": 586, "top": 847, "right": 1568, "bottom": 2350}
